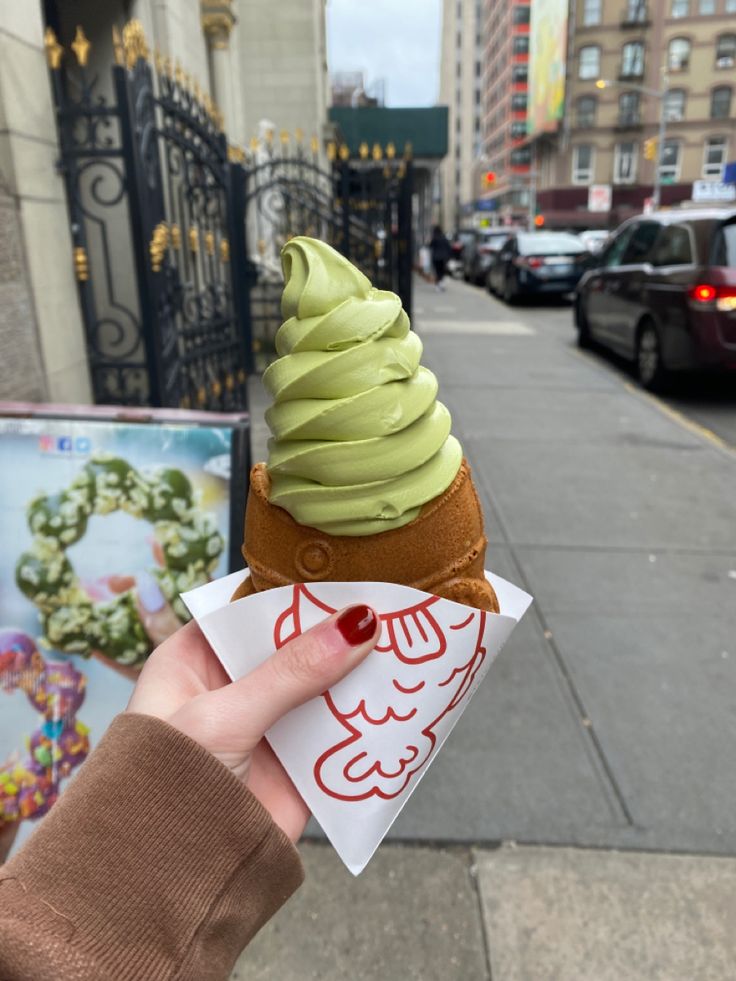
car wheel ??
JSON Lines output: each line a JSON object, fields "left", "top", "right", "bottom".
{"left": 502, "top": 272, "right": 517, "bottom": 304}
{"left": 575, "top": 298, "right": 592, "bottom": 349}
{"left": 486, "top": 270, "right": 495, "bottom": 294}
{"left": 636, "top": 321, "right": 668, "bottom": 392}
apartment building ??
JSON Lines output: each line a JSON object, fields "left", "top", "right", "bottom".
{"left": 533, "top": 0, "right": 736, "bottom": 229}
{"left": 479, "top": 0, "right": 533, "bottom": 225}
{"left": 438, "top": 0, "right": 484, "bottom": 229}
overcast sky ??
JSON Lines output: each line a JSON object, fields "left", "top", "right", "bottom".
{"left": 327, "top": 0, "right": 442, "bottom": 107}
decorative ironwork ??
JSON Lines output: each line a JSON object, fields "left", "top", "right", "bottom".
{"left": 73, "top": 246, "right": 89, "bottom": 281}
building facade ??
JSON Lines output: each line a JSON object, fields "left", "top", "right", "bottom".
{"left": 533, "top": 0, "right": 736, "bottom": 229}
{"left": 438, "top": 0, "right": 484, "bottom": 229}
{"left": 479, "top": 0, "right": 532, "bottom": 226}
{"left": 0, "top": 0, "right": 328, "bottom": 403}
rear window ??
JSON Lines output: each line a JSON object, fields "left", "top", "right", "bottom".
{"left": 651, "top": 224, "right": 693, "bottom": 266}
{"left": 481, "top": 234, "right": 509, "bottom": 248}
{"left": 517, "top": 233, "right": 585, "bottom": 255}
{"left": 711, "top": 220, "right": 736, "bottom": 267}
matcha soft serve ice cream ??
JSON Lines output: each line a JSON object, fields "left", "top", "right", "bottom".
{"left": 263, "top": 237, "right": 462, "bottom": 535}
{"left": 234, "top": 236, "right": 498, "bottom": 613}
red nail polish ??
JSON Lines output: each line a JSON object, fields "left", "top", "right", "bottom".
{"left": 336, "top": 605, "right": 377, "bottom": 645}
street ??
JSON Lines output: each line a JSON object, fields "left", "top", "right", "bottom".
{"left": 239, "top": 276, "right": 736, "bottom": 980}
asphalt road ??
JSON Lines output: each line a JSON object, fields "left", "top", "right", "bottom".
{"left": 455, "top": 279, "right": 736, "bottom": 449}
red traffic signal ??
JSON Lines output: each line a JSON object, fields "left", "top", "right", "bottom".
{"left": 483, "top": 171, "right": 497, "bottom": 186}
{"left": 534, "top": 214, "right": 545, "bottom": 227}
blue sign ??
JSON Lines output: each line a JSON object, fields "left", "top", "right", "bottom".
{"left": 476, "top": 199, "right": 498, "bottom": 212}
{"left": 723, "top": 161, "right": 736, "bottom": 184}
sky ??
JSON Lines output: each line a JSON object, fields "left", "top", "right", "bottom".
{"left": 326, "top": 0, "right": 442, "bottom": 107}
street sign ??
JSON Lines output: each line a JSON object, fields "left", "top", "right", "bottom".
{"left": 588, "top": 184, "right": 612, "bottom": 213}
{"left": 476, "top": 199, "right": 497, "bottom": 211}
{"left": 691, "top": 179, "right": 736, "bottom": 203}
{"left": 723, "top": 161, "right": 736, "bottom": 184}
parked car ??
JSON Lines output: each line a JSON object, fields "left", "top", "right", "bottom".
{"left": 578, "top": 229, "right": 610, "bottom": 254}
{"left": 574, "top": 209, "right": 736, "bottom": 390}
{"left": 449, "top": 229, "right": 475, "bottom": 278}
{"left": 488, "top": 231, "right": 589, "bottom": 302}
{"left": 462, "top": 229, "right": 512, "bottom": 285}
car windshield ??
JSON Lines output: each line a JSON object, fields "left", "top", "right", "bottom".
{"left": 480, "top": 233, "right": 509, "bottom": 248}
{"left": 517, "top": 233, "right": 586, "bottom": 255}
{"left": 711, "top": 220, "right": 736, "bottom": 267}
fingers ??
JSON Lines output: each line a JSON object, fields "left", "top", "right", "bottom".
{"left": 171, "top": 604, "right": 379, "bottom": 752}
{"left": 135, "top": 571, "right": 183, "bottom": 647}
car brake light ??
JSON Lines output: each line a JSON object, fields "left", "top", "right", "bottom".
{"left": 527, "top": 257, "right": 544, "bottom": 268}
{"left": 689, "top": 284, "right": 716, "bottom": 302}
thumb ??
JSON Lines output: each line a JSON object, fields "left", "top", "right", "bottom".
{"left": 170, "top": 604, "right": 379, "bottom": 752}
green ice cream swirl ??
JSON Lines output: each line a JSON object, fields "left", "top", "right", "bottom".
{"left": 263, "top": 237, "right": 462, "bottom": 536}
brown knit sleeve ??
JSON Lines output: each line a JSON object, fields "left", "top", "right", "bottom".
{"left": 0, "top": 713, "right": 304, "bottom": 981}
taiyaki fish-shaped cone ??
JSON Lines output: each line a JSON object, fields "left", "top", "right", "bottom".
{"left": 233, "top": 236, "right": 499, "bottom": 614}
{"left": 233, "top": 459, "right": 499, "bottom": 612}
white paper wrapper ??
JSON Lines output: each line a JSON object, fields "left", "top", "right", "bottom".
{"left": 182, "top": 571, "right": 532, "bottom": 874}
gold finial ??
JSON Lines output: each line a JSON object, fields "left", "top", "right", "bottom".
{"left": 112, "top": 25, "right": 124, "bottom": 66}
{"left": 170, "top": 223, "right": 182, "bottom": 249}
{"left": 226, "top": 373, "right": 234, "bottom": 391}
{"left": 220, "top": 238, "right": 230, "bottom": 262}
{"left": 227, "top": 144, "right": 245, "bottom": 163}
{"left": 397, "top": 161, "right": 406, "bottom": 178}
{"left": 280, "top": 129, "right": 290, "bottom": 145}
{"left": 149, "top": 222, "right": 169, "bottom": 272}
{"left": 327, "top": 141, "right": 336, "bottom": 161}
{"left": 71, "top": 26, "right": 91, "bottom": 68}
{"left": 359, "top": 141, "right": 369, "bottom": 159}
{"left": 154, "top": 46, "right": 163, "bottom": 74}
{"left": 212, "top": 379, "right": 222, "bottom": 397}
{"left": 265, "top": 128, "right": 274, "bottom": 145}
{"left": 175, "top": 60, "right": 184, "bottom": 86}
{"left": 372, "top": 142, "right": 382, "bottom": 161}
{"left": 197, "top": 385, "right": 207, "bottom": 405}
{"left": 339, "top": 143, "right": 350, "bottom": 161}
{"left": 204, "top": 231, "right": 215, "bottom": 256}
{"left": 122, "top": 19, "right": 149, "bottom": 69}
{"left": 295, "top": 127, "right": 304, "bottom": 143}
{"left": 250, "top": 136, "right": 260, "bottom": 152}
{"left": 403, "top": 140, "right": 413, "bottom": 159}
{"left": 386, "top": 141, "right": 396, "bottom": 159}
{"left": 164, "top": 55, "right": 173, "bottom": 78}
{"left": 237, "top": 368, "right": 247, "bottom": 384}
{"left": 203, "top": 93, "right": 213, "bottom": 116}
{"left": 311, "top": 134, "right": 319, "bottom": 154}
{"left": 194, "top": 79, "right": 202, "bottom": 103}
{"left": 73, "top": 246, "right": 89, "bottom": 282}
{"left": 44, "top": 27, "right": 64, "bottom": 70}
{"left": 189, "top": 226, "right": 199, "bottom": 253}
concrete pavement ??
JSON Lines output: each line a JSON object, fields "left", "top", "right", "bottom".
{"left": 236, "top": 276, "right": 736, "bottom": 979}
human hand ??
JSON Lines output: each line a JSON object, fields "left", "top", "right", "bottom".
{"left": 126, "top": 604, "right": 379, "bottom": 841}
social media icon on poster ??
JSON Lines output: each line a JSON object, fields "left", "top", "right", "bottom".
{"left": 57, "top": 436, "right": 72, "bottom": 452}
{"left": 38, "top": 435, "right": 54, "bottom": 452}
{"left": 75, "top": 437, "right": 91, "bottom": 454}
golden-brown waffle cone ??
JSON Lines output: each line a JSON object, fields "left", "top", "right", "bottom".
{"left": 232, "top": 458, "right": 499, "bottom": 613}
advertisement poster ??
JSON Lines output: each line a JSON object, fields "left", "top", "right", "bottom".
{"left": 0, "top": 411, "right": 247, "bottom": 853}
{"left": 528, "top": 0, "right": 568, "bottom": 138}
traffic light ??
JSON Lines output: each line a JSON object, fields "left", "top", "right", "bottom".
{"left": 534, "top": 214, "right": 545, "bottom": 227}
{"left": 483, "top": 170, "right": 497, "bottom": 187}
{"left": 643, "top": 138, "right": 657, "bottom": 161}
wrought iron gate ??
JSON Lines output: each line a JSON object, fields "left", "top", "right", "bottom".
{"left": 46, "top": 20, "right": 414, "bottom": 406}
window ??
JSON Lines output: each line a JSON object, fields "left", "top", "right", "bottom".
{"left": 576, "top": 95, "right": 597, "bottom": 127}
{"left": 699, "top": 0, "right": 716, "bottom": 12}
{"left": 703, "top": 137, "right": 728, "bottom": 178}
{"left": 711, "top": 86, "right": 732, "bottom": 119}
{"left": 614, "top": 141, "right": 638, "bottom": 183}
{"left": 711, "top": 220, "right": 736, "bottom": 266}
{"left": 727, "top": 0, "right": 736, "bottom": 12}
{"left": 663, "top": 88, "right": 686, "bottom": 121}
{"left": 618, "top": 91, "right": 641, "bottom": 125}
{"left": 510, "top": 146, "right": 532, "bottom": 165}
{"left": 455, "top": 115, "right": 462, "bottom": 133}
{"left": 579, "top": 45, "right": 600, "bottom": 79}
{"left": 625, "top": 0, "right": 648, "bottom": 22}
{"left": 621, "top": 221, "right": 661, "bottom": 264}
{"left": 512, "top": 5, "right": 530, "bottom": 25}
{"left": 668, "top": 38, "right": 691, "bottom": 71}
{"left": 512, "top": 64, "right": 528, "bottom": 83}
{"left": 511, "top": 92, "right": 528, "bottom": 111}
{"left": 716, "top": 34, "right": 736, "bottom": 69}
{"left": 602, "top": 225, "right": 637, "bottom": 267}
{"left": 475, "top": 60, "right": 482, "bottom": 77}
{"left": 511, "top": 121, "right": 527, "bottom": 139}
{"left": 659, "top": 139, "right": 682, "bottom": 181}
{"left": 572, "top": 144, "right": 594, "bottom": 183}
{"left": 621, "top": 41, "right": 645, "bottom": 77}
{"left": 513, "top": 36, "right": 530, "bottom": 55}
{"left": 651, "top": 225, "right": 693, "bottom": 266}
{"left": 583, "top": 0, "right": 602, "bottom": 24}
{"left": 671, "top": 0, "right": 689, "bottom": 15}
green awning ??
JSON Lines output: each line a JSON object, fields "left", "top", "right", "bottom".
{"left": 329, "top": 106, "right": 449, "bottom": 159}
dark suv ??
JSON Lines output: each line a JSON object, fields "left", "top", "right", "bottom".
{"left": 575, "top": 209, "right": 736, "bottom": 390}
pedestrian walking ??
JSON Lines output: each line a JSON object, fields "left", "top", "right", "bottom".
{"left": 429, "top": 225, "right": 452, "bottom": 291}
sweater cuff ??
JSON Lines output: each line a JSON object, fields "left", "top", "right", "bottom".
{"left": 1, "top": 713, "right": 304, "bottom": 980}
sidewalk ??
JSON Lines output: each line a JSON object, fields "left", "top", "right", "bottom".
{"left": 238, "top": 276, "right": 736, "bottom": 979}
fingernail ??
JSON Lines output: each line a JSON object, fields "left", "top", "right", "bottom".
{"left": 137, "top": 570, "right": 166, "bottom": 613}
{"left": 336, "top": 605, "right": 377, "bottom": 646}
